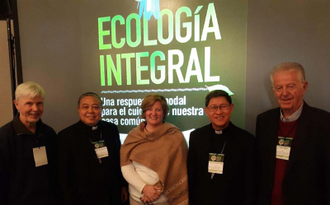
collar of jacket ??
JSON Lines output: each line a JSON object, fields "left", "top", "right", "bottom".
{"left": 13, "top": 113, "right": 46, "bottom": 136}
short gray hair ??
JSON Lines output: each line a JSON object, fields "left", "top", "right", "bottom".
{"left": 15, "top": 81, "right": 45, "bottom": 100}
{"left": 270, "top": 62, "right": 306, "bottom": 86}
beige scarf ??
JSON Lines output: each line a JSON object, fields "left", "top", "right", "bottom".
{"left": 121, "top": 122, "right": 189, "bottom": 205}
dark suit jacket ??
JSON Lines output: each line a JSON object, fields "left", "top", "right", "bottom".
{"left": 188, "top": 122, "right": 256, "bottom": 205}
{"left": 256, "top": 102, "right": 330, "bottom": 205}
{"left": 58, "top": 120, "right": 125, "bottom": 205}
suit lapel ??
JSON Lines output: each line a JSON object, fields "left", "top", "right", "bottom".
{"left": 285, "top": 103, "right": 312, "bottom": 175}
{"left": 267, "top": 110, "right": 281, "bottom": 175}
{"left": 206, "top": 123, "right": 215, "bottom": 152}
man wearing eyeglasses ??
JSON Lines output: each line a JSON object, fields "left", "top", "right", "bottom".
{"left": 256, "top": 62, "right": 330, "bottom": 205}
{"left": 187, "top": 90, "right": 256, "bottom": 205}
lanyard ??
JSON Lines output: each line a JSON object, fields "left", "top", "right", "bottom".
{"left": 210, "top": 131, "right": 227, "bottom": 179}
{"left": 210, "top": 131, "right": 227, "bottom": 153}
{"left": 89, "top": 130, "right": 103, "bottom": 144}
{"left": 220, "top": 141, "right": 227, "bottom": 154}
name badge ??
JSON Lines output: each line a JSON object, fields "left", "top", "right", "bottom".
{"left": 33, "top": 146, "right": 48, "bottom": 167}
{"left": 92, "top": 140, "right": 109, "bottom": 160}
{"left": 276, "top": 137, "right": 293, "bottom": 160}
{"left": 208, "top": 153, "right": 224, "bottom": 174}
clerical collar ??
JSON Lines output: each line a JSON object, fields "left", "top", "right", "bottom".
{"left": 280, "top": 102, "right": 303, "bottom": 122}
{"left": 92, "top": 125, "right": 98, "bottom": 130}
{"left": 215, "top": 130, "right": 223, "bottom": 135}
{"left": 79, "top": 120, "right": 100, "bottom": 130}
{"left": 212, "top": 122, "right": 232, "bottom": 135}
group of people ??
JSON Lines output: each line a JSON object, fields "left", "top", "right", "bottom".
{"left": 1, "top": 61, "right": 330, "bottom": 205}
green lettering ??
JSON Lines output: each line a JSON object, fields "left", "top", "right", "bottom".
{"left": 201, "top": 3, "right": 221, "bottom": 41}
{"left": 150, "top": 51, "right": 166, "bottom": 84}
{"left": 111, "top": 15, "right": 125, "bottom": 48}
{"left": 126, "top": 13, "right": 141, "bottom": 48}
{"left": 175, "top": 7, "right": 192, "bottom": 43}
{"left": 136, "top": 52, "right": 150, "bottom": 85}
{"left": 98, "top": 17, "right": 111, "bottom": 50}
{"left": 158, "top": 9, "right": 174, "bottom": 45}
{"left": 100, "top": 55, "right": 106, "bottom": 86}
{"left": 106, "top": 54, "right": 122, "bottom": 86}
{"left": 121, "top": 53, "right": 135, "bottom": 85}
{"left": 143, "top": 18, "right": 157, "bottom": 46}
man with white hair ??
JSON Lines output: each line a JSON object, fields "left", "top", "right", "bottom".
{"left": 0, "top": 81, "right": 59, "bottom": 205}
{"left": 256, "top": 62, "right": 330, "bottom": 205}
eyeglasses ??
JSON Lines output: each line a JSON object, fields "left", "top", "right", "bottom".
{"left": 207, "top": 104, "right": 231, "bottom": 112}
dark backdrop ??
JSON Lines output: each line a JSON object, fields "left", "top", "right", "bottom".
{"left": 15, "top": 0, "right": 330, "bottom": 135}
